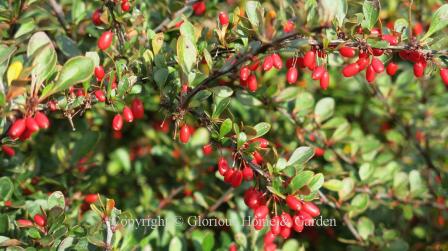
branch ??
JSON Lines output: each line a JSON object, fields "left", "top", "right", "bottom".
{"left": 48, "top": 0, "right": 70, "bottom": 35}
{"left": 104, "top": 218, "right": 114, "bottom": 251}
{"left": 153, "top": 0, "right": 198, "bottom": 33}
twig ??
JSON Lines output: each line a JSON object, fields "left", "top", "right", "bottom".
{"left": 153, "top": 0, "right": 199, "bottom": 33}
{"left": 48, "top": 0, "right": 70, "bottom": 35}
{"left": 343, "top": 214, "right": 364, "bottom": 243}
{"left": 104, "top": 218, "right": 114, "bottom": 250}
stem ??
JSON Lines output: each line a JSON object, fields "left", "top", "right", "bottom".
{"left": 153, "top": 0, "right": 199, "bottom": 33}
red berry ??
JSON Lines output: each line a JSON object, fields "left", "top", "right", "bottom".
{"left": 192, "top": 2, "right": 206, "bottom": 16}
{"left": 218, "top": 11, "right": 229, "bottom": 26}
{"left": 94, "top": 90, "right": 106, "bottom": 102}
{"left": 2, "top": 145, "right": 15, "bottom": 157}
{"left": 264, "top": 243, "right": 277, "bottom": 251}
{"left": 242, "top": 165, "right": 254, "bottom": 181}
{"left": 286, "top": 67, "right": 298, "bottom": 84}
{"left": 224, "top": 168, "right": 235, "bottom": 183}
{"left": 122, "top": 106, "right": 134, "bottom": 123}
{"left": 179, "top": 124, "right": 191, "bottom": 143}
{"left": 320, "top": 70, "right": 329, "bottom": 90}
{"left": 386, "top": 62, "right": 399, "bottom": 76}
{"left": 366, "top": 64, "right": 376, "bottom": 83}
{"left": 413, "top": 61, "right": 426, "bottom": 78}
{"left": 34, "top": 112, "right": 50, "bottom": 129}
{"left": 95, "top": 66, "right": 105, "bottom": 81}
{"left": 281, "top": 212, "right": 293, "bottom": 228}
{"left": 264, "top": 231, "right": 276, "bottom": 244}
{"left": 371, "top": 57, "right": 385, "bottom": 73}
{"left": 301, "top": 201, "right": 320, "bottom": 217}
{"left": 253, "top": 216, "right": 265, "bottom": 230}
{"left": 356, "top": 57, "right": 370, "bottom": 70}
{"left": 25, "top": 117, "right": 39, "bottom": 133}
{"left": 413, "top": 22, "right": 424, "bottom": 36}
{"left": 292, "top": 215, "right": 304, "bottom": 232}
{"left": 251, "top": 138, "right": 269, "bottom": 148}
{"left": 286, "top": 195, "right": 302, "bottom": 211}
{"left": 239, "top": 67, "right": 250, "bottom": 81}
{"left": 247, "top": 74, "right": 258, "bottom": 92}
{"left": 262, "top": 55, "right": 274, "bottom": 71}
{"left": 230, "top": 170, "right": 243, "bottom": 187}
{"left": 121, "top": 1, "right": 130, "bottom": 12}
{"left": 271, "top": 53, "right": 283, "bottom": 69}
{"left": 228, "top": 243, "right": 237, "bottom": 251}
{"left": 372, "top": 48, "right": 384, "bottom": 56}
{"left": 441, "top": 68, "right": 448, "bottom": 86}
{"left": 303, "top": 50, "right": 316, "bottom": 70}
{"left": 16, "top": 219, "right": 33, "bottom": 227}
{"left": 112, "top": 114, "right": 123, "bottom": 131}
{"left": 98, "top": 31, "right": 114, "bottom": 51}
{"left": 8, "top": 119, "right": 26, "bottom": 139}
{"left": 279, "top": 226, "right": 291, "bottom": 239}
{"left": 339, "top": 46, "right": 355, "bottom": 58}
{"left": 382, "top": 34, "right": 398, "bottom": 45}
{"left": 48, "top": 100, "right": 57, "bottom": 111}
{"left": 131, "top": 98, "right": 144, "bottom": 119}
{"left": 92, "top": 9, "right": 102, "bottom": 26}
{"left": 252, "top": 151, "right": 263, "bottom": 165}
{"left": 283, "top": 20, "right": 295, "bottom": 33}
{"left": 33, "top": 214, "right": 46, "bottom": 227}
{"left": 244, "top": 188, "right": 263, "bottom": 209}
{"left": 314, "top": 147, "right": 325, "bottom": 157}
{"left": 271, "top": 215, "right": 281, "bottom": 235}
{"left": 248, "top": 56, "right": 260, "bottom": 71}
{"left": 311, "top": 66, "right": 325, "bottom": 80}
{"left": 254, "top": 205, "right": 269, "bottom": 219}
{"left": 218, "top": 157, "right": 229, "bottom": 176}
{"left": 342, "top": 63, "right": 360, "bottom": 77}
{"left": 84, "top": 194, "right": 98, "bottom": 204}
{"left": 19, "top": 130, "right": 32, "bottom": 141}
{"left": 202, "top": 144, "right": 213, "bottom": 155}
{"left": 4, "top": 200, "right": 12, "bottom": 207}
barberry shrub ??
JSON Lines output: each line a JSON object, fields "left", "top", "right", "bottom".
{"left": 0, "top": 0, "right": 447, "bottom": 250}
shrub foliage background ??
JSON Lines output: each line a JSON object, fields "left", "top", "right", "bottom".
{"left": 0, "top": 0, "right": 448, "bottom": 250}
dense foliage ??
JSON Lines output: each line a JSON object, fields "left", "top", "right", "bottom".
{"left": 1, "top": 0, "right": 448, "bottom": 250}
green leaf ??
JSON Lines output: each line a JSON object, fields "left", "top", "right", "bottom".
{"left": 246, "top": 1, "right": 261, "bottom": 28}
{"left": 335, "top": 0, "right": 348, "bottom": 27}
{"left": 308, "top": 173, "right": 324, "bottom": 191}
{"left": 211, "top": 86, "right": 233, "bottom": 98}
{"left": 338, "top": 177, "right": 355, "bottom": 201}
{"left": 169, "top": 237, "right": 182, "bottom": 251}
{"left": 275, "top": 87, "right": 300, "bottom": 102}
{"left": 55, "top": 35, "right": 81, "bottom": 58}
{"left": 220, "top": 118, "right": 232, "bottom": 138}
{"left": 289, "top": 170, "right": 314, "bottom": 192}
{"left": 293, "top": 91, "right": 315, "bottom": 117}
{"left": 177, "top": 35, "right": 197, "bottom": 74}
{"left": 235, "top": 91, "right": 262, "bottom": 106}
{"left": 357, "top": 217, "right": 375, "bottom": 240}
{"left": 350, "top": 194, "right": 370, "bottom": 212}
{"left": 180, "top": 19, "right": 196, "bottom": 43}
{"left": 362, "top": 0, "right": 380, "bottom": 30}
{"left": 314, "top": 97, "right": 335, "bottom": 124}
{"left": 359, "top": 163, "right": 374, "bottom": 181}
{"left": 237, "top": 132, "right": 247, "bottom": 149}
{"left": 14, "top": 20, "right": 36, "bottom": 38}
{"left": 323, "top": 179, "right": 343, "bottom": 192}
{"left": 154, "top": 68, "right": 168, "bottom": 88}
{"left": 253, "top": 122, "right": 271, "bottom": 138}
{"left": 41, "top": 56, "right": 94, "bottom": 99}
{"left": 48, "top": 191, "right": 65, "bottom": 209}
{"left": 190, "top": 128, "right": 210, "bottom": 147}
{"left": 287, "top": 146, "right": 314, "bottom": 166}
{"left": 422, "top": 4, "right": 448, "bottom": 40}
{"left": 409, "top": 170, "right": 428, "bottom": 198}
{"left": 27, "top": 32, "right": 52, "bottom": 58}
{"left": 0, "top": 177, "right": 14, "bottom": 201}
{"left": 212, "top": 97, "right": 230, "bottom": 119}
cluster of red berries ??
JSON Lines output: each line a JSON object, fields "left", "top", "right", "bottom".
{"left": 217, "top": 156, "right": 254, "bottom": 187}
{"left": 2, "top": 112, "right": 50, "bottom": 157}
{"left": 112, "top": 98, "right": 144, "bottom": 131}
{"left": 243, "top": 188, "right": 320, "bottom": 250}
{"left": 16, "top": 213, "right": 46, "bottom": 229}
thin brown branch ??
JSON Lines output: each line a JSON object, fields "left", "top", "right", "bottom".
{"left": 153, "top": 0, "right": 199, "bottom": 33}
